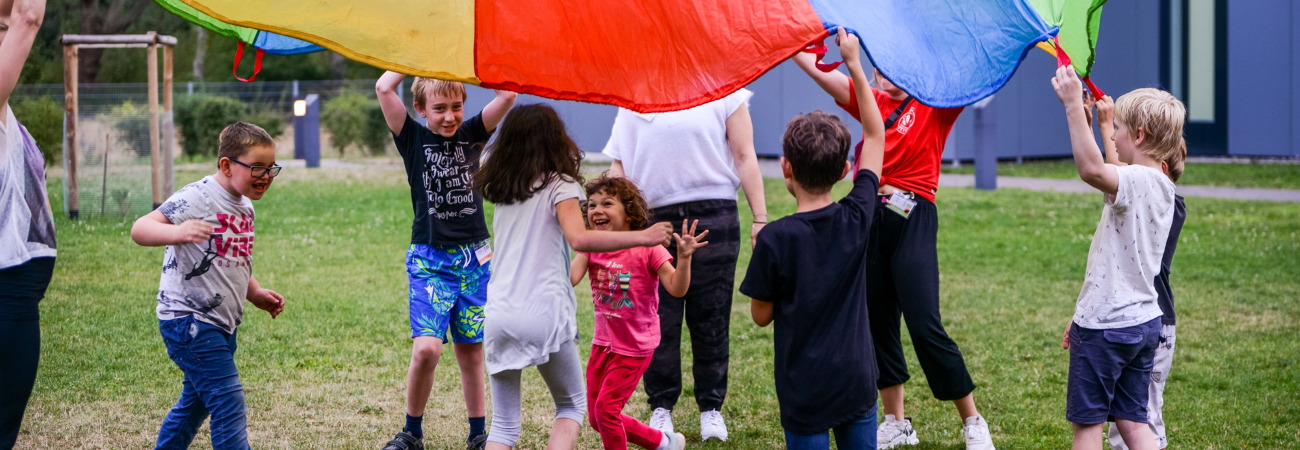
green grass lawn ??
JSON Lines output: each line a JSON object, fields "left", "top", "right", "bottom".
{"left": 19, "top": 168, "right": 1300, "bottom": 449}
{"left": 941, "top": 160, "right": 1300, "bottom": 190}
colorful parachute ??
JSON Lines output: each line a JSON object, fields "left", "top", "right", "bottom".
{"left": 157, "top": 0, "right": 1106, "bottom": 111}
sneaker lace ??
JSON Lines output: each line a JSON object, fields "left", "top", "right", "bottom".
{"left": 702, "top": 411, "right": 724, "bottom": 428}
{"left": 879, "top": 420, "right": 905, "bottom": 440}
{"left": 964, "top": 421, "right": 990, "bottom": 442}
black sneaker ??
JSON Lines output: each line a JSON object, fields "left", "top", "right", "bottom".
{"left": 382, "top": 431, "right": 424, "bottom": 450}
{"left": 466, "top": 434, "right": 488, "bottom": 450}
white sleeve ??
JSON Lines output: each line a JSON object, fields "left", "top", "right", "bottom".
{"left": 1111, "top": 165, "right": 1139, "bottom": 208}
{"left": 158, "top": 185, "right": 205, "bottom": 224}
{"left": 602, "top": 108, "right": 634, "bottom": 160}
{"left": 724, "top": 89, "right": 754, "bottom": 118}
{"left": 550, "top": 177, "right": 585, "bottom": 206}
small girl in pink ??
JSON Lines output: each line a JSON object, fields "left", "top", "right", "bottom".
{"left": 571, "top": 175, "right": 708, "bottom": 450}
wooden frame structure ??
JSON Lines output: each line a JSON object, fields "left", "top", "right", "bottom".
{"left": 61, "top": 32, "right": 176, "bottom": 218}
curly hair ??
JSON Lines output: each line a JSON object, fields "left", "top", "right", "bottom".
{"left": 475, "top": 103, "right": 584, "bottom": 205}
{"left": 583, "top": 174, "right": 650, "bottom": 230}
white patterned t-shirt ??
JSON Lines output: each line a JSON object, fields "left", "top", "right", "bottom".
{"left": 1073, "top": 164, "right": 1175, "bottom": 329}
{"left": 155, "top": 176, "right": 255, "bottom": 334}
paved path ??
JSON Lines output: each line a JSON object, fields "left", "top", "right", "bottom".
{"left": 937, "top": 174, "right": 1300, "bottom": 202}
{"left": 261, "top": 155, "right": 1300, "bottom": 203}
{"left": 754, "top": 158, "right": 1300, "bottom": 202}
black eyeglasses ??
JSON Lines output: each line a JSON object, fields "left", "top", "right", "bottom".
{"left": 229, "top": 158, "right": 282, "bottom": 178}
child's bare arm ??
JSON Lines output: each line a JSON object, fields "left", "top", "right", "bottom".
{"left": 131, "top": 211, "right": 211, "bottom": 247}
{"left": 840, "top": 28, "right": 884, "bottom": 177}
{"left": 557, "top": 199, "right": 672, "bottom": 253}
{"left": 751, "top": 300, "right": 773, "bottom": 327}
{"left": 570, "top": 252, "right": 589, "bottom": 287}
{"left": 481, "top": 89, "right": 517, "bottom": 133}
{"left": 657, "top": 220, "right": 709, "bottom": 298}
{"left": 1052, "top": 65, "right": 1118, "bottom": 195}
{"left": 246, "top": 275, "right": 285, "bottom": 318}
{"left": 1095, "top": 95, "right": 1125, "bottom": 166}
{"left": 792, "top": 50, "right": 853, "bottom": 105}
{"left": 375, "top": 71, "right": 409, "bottom": 135}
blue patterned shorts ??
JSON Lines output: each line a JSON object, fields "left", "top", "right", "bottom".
{"left": 406, "top": 241, "right": 490, "bottom": 343}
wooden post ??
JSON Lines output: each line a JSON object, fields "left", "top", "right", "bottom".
{"left": 162, "top": 44, "right": 175, "bottom": 194}
{"left": 147, "top": 31, "right": 161, "bottom": 209}
{"left": 63, "top": 44, "right": 79, "bottom": 219}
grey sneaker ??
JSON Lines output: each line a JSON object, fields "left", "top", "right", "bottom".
{"left": 877, "top": 415, "right": 918, "bottom": 449}
{"left": 699, "top": 410, "right": 728, "bottom": 442}
{"left": 466, "top": 434, "right": 488, "bottom": 450}
{"left": 665, "top": 431, "right": 687, "bottom": 450}
{"left": 962, "top": 415, "right": 995, "bottom": 450}
{"left": 649, "top": 407, "right": 674, "bottom": 434}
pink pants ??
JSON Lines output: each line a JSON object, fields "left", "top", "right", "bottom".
{"left": 587, "top": 345, "right": 664, "bottom": 450}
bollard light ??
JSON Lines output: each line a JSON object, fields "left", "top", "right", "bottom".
{"left": 294, "top": 99, "right": 307, "bottom": 117}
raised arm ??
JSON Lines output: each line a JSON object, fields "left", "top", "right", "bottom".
{"left": 1052, "top": 65, "right": 1118, "bottom": 195}
{"left": 792, "top": 49, "right": 853, "bottom": 105}
{"left": 656, "top": 220, "right": 709, "bottom": 297}
{"left": 0, "top": 0, "right": 45, "bottom": 113}
{"left": 726, "top": 105, "right": 768, "bottom": 246}
{"left": 1095, "top": 95, "right": 1124, "bottom": 166}
{"left": 570, "top": 252, "right": 589, "bottom": 287}
{"left": 375, "top": 71, "right": 410, "bottom": 135}
{"left": 840, "top": 29, "right": 884, "bottom": 177}
{"left": 481, "top": 89, "right": 517, "bottom": 133}
{"left": 131, "top": 210, "right": 212, "bottom": 247}
{"left": 556, "top": 198, "right": 672, "bottom": 253}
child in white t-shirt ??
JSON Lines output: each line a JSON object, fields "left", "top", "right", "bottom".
{"left": 472, "top": 104, "right": 672, "bottom": 450}
{"left": 1051, "top": 66, "right": 1187, "bottom": 450}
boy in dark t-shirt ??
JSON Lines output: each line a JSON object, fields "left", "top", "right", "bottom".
{"left": 375, "top": 71, "right": 516, "bottom": 450}
{"left": 740, "top": 29, "right": 885, "bottom": 450}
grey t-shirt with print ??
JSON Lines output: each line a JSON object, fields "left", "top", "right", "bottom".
{"left": 155, "top": 176, "right": 255, "bottom": 334}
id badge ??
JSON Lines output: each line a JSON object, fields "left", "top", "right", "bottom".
{"left": 885, "top": 192, "right": 917, "bottom": 219}
{"left": 474, "top": 242, "right": 493, "bottom": 265}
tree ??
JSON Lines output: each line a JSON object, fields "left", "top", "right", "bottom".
{"left": 77, "top": 0, "right": 152, "bottom": 82}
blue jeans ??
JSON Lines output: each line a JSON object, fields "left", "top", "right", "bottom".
{"left": 156, "top": 316, "right": 250, "bottom": 450}
{"left": 783, "top": 406, "right": 878, "bottom": 450}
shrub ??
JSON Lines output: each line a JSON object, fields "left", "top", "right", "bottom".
{"left": 244, "top": 108, "right": 286, "bottom": 139}
{"left": 10, "top": 97, "right": 63, "bottom": 164}
{"left": 322, "top": 90, "right": 390, "bottom": 156}
{"left": 102, "top": 101, "right": 153, "bottom": 158}
{"left": 175, "top": 94, "right": 245, "bottom": 157}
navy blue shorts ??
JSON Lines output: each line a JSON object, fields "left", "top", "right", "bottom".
{"left": 1067, "top": 317, "right": 1162, "bottom": 424}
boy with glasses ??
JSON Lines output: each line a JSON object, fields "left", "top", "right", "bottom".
{"left": 131, "top": 122, "right": 286, "bottom": 449}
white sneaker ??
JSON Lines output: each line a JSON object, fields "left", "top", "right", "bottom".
{"left": 877, "top": 414, "right": 919, "bottom": 449}
{"left": 699, "top": 410, "right": 728, "bottom": 442}
{"left": 658, "top": 431, "right": 687, "bottom": 450}
{"left": 649, "top": 408, "right": 674, "bottom": 434}
{"left": 962, "top": 415, "right": 995, "bottom": 450}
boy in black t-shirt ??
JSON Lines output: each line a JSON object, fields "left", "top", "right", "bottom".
{"left": 740, "top": 29, "right": 886, "bottom": 450}
{"left": 375, "top": 71, "right": 516, "bottom": 450}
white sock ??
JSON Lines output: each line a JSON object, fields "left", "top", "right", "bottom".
{"left": 656, "top": 431, "right": 671, "bottom": 450}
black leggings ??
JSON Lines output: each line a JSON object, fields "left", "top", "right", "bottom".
{"left": 0, "top": 257, "right": 55, "bottom": 450}
{"left": 643, "top": 200, "right": 740, "bottom": 412}
{"left": 867, "top": 198, "right": 975, "bottom": 401}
